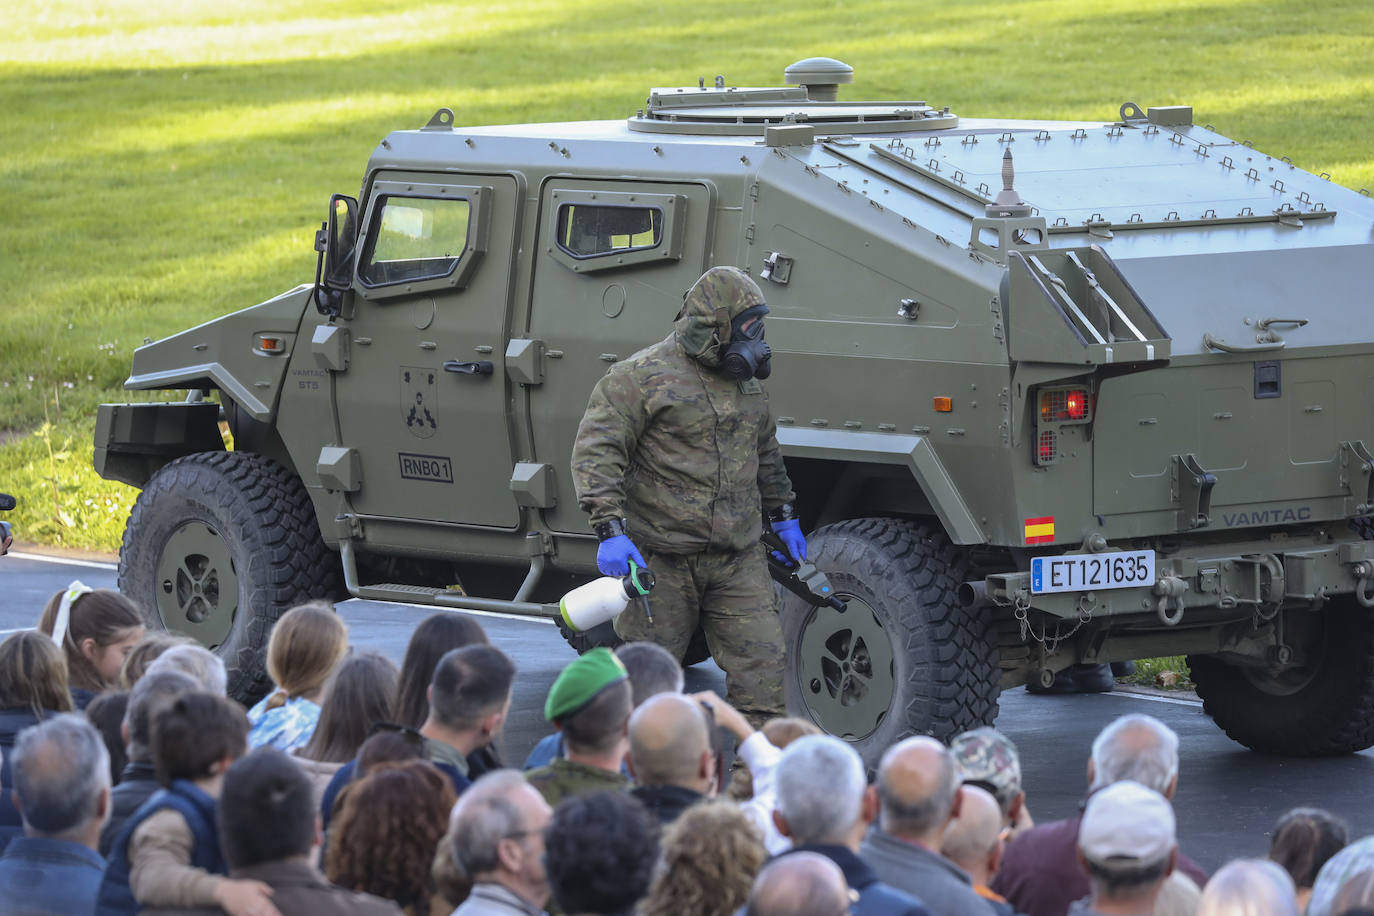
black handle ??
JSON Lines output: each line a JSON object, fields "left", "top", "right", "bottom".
{"left": 443, "top": 360, "right": 494, "bottom": 377}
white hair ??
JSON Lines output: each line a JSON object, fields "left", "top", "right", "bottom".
{"left": 12, "top": 714, "right": 110, "bottom": 840}
{"left": 1308, "top": 836, "right": 1374, "bottom": 916}
{"left": 774, "top": 735, "right": 866, "bottom": 845}
{"left": 449, "top": 770, "right": 533, "bottom": 878}
{"left": 145, "top": 644, "right": 227, "bottom": 696}
{"left": 1199, "top": 859, "right": 1298, "bottom": 916}
{"left": 1090, "top": 713, "right": 1179, "bottom": 793}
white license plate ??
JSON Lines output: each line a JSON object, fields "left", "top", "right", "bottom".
{"left": 1031, "top": 550, "right": 1156, "bottom": 595}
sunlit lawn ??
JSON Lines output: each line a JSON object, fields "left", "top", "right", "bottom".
{"left": 1, "top": 0, "right": 1372, "bottom": 549}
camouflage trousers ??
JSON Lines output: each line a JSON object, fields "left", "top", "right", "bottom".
{"left": 614, "top": 543, "right": 785, "bottom": 726}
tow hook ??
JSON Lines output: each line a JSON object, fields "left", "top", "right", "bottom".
{"left": 1154, "top": 576, "right": 1188, "bottom": 625}
{"left": 1354, "top": 562, "right": 1374, "bottom": 609}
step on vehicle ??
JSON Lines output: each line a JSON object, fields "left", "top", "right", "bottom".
{"left": 95, "top": 59, "right": 1374, "bottom": 761}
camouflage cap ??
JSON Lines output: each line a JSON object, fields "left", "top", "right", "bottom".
{"left": 544, "top": 647, "right": 629, "bottom": 722}
{"left": 949, "top": 726, "right": 1023, "bottom": 812}
{"left": 675, "top": 266, "right": 767, "bottom": 366}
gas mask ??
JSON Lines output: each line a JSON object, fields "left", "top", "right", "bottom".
{"left": 719, "top": 304, "right": 771, "bottom": 380}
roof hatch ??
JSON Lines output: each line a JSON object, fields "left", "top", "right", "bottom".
{"left": 628, "top": 59, "right": 958, "bottom": 136}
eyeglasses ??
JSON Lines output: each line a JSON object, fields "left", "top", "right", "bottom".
{"left": 368, "top": 721, "right": 425, "bottom": 746}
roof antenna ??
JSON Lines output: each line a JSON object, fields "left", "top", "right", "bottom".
{"left": 986, "top": 148, "right": 1031, "bottom": 217}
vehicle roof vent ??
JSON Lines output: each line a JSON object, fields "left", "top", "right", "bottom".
{"left": 784, "top": 57, "right": 854, "bottom": 102}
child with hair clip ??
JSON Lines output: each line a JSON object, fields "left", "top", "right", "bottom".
{"left": 37, "top": 581, "right": 145, "bottom": 709}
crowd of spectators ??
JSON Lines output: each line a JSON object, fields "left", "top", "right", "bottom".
{"left": 1, "top": 584, "right": 1372, "bottom": 916}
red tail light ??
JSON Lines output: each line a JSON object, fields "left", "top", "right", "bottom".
{"left": 1039, "top": 387, "right": 1093, "bottom": 424}
{"left": 1064, "top": 389, "right": 1088, "bottom": 420}
{"left": 1037, "top": 430, "right": 1057, "bottom": 465}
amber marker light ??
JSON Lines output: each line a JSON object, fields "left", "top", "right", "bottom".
{"left": 933, "top": 396, "right": 953, "bottom": 412}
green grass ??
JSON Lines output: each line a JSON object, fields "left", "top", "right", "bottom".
{"left": 2, "top": 0, "right": 1372, "bottom": 549}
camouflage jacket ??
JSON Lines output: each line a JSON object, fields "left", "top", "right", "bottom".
{"left": 571, "top": 268, "right": 795, "bottom": 554}
{"left": 524, "top": 757, "right": 629, "bottom": 807}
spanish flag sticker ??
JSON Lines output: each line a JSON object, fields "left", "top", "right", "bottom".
{"left": 1024, "top": 516, "right": 1055, "bottom": 545}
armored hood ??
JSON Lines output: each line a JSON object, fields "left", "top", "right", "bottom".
{"left": 674, "top": 266, "right": 766, "bottom": 368}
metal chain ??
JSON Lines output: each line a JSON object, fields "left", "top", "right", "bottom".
{"left": 1012, "top": 590, "right": 1092, "bottom": 655}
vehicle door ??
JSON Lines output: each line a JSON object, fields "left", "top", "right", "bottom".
{"left": 522, "top": 179, "right": 714, "bottom": 534}
{"left": 333, "top": 172, "right": 520, "bottom": 528}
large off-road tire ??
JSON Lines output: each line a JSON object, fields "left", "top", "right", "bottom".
{"left": 1188, "top": 520, "right": 1374, "bottom": 756}
{"left": 557, "top": 618, "right": 712, "bottom": 667}
{"left": 780, "top": 517, "right": 999, "bottom": 767}
{"left": 118, "top": 451, "right": 341, "bottom": 703}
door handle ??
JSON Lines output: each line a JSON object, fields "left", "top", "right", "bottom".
{"left": 1201, "top": 333, "right": 1286, "bottom": 354}
{"left": 443, "top": 360, "right": 494, "bottom": 376}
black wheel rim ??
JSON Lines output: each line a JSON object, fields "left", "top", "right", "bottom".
{"left": 1239, "top": 613, "right": 1327, "bottom": 697}
{"left": 795, "top": 595, "right": 895, "bottom": 740}
{"left": 153, "top": 521, "right": 238, "bottom": 647}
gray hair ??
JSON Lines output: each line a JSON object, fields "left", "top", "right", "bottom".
{"left": 449, "top": 770, "right": 532, "bottom": 878}
{"left": 1309, "top": 836, "right": 1374, "bottom": 916}
{"left": 1090, "top": 713, "right": 1179, "bottom": 793}
{"left": 775, "top": 735, "right": 866, "bottom": 845}
{"left": 145, "top": 644, "right": 227, "bottom": 696}
{"left": 124, "top": 670, "right": 200, "bottom": 761}
{"left": 12, "top": 714, "right": 110, "bottom": 838}
{"left": 1199, "top": 859, "right": 1299, "bottom": 916}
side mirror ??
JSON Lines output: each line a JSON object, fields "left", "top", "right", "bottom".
{"left": 313, "top": 194, "right": 358, "bottom": 318}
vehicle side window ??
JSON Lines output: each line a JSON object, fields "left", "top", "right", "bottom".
{"left": 359, "top": 196, "right": 471, "bottom": 287}
{"left": 556, "top": 204, "right": 662, "bottom": 259}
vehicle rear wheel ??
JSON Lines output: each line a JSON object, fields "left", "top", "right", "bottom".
{"left": 118, "top": 451, "right": 341, "bottom": 703}
{"left": 780, "top": 517, "right": 999, "bottom": 767}
{"left": 1188, "top": 521, "right": 1374, "bottom": 756}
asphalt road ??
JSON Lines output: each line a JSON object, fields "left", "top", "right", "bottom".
{"left": 3, "top": 550, "right": 1373, "bottom": 873}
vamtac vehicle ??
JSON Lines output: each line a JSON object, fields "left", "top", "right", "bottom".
{"left": 94, "top": 59, "right": 1374, "bottom": 762}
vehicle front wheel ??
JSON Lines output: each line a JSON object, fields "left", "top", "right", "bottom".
{"left": 780, "top": 517, "right": 999, "bottom": 768}
{"left": 118, "top": 451, "right": 341, "bottom": 702}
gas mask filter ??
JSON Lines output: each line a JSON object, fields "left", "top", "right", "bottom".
{"left": 719, "top": 304, "right": 771, "bottom": 380}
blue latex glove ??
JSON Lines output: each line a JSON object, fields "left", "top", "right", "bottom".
{"left": 597, "top": 534, "right": 646, "bottom": 577}
{"left": 770, "top": 518, "right": 807, "bottom": 565}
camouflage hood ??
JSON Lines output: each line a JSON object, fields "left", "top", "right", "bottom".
{"left": 674, "top": 266, "right": 767, "bottom": 368}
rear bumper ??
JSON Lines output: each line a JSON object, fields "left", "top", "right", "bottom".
{"left": 980, "top": 529, "right": 1374, "bottom": 624}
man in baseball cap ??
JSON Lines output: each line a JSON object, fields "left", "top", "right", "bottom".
{"left": 1071, "top": 781, "right": 1177, "bottom": 916}
{"left": 950, "top": 727, "right": 1033, "bottom": 839}
{"left": 526, "top": 648, "right": 633, "bottom": 805}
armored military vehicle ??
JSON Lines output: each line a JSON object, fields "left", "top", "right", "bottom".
{"left": 95, "top": 59, "right": 1374, "bottom": 761}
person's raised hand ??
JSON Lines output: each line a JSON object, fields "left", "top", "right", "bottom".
{"left": 597, "top": 534, "right": 646, "bottom": 577}
{"left": 690, "top": 689, "right": 754, "bottom": 742}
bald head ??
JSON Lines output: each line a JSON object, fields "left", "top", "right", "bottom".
{"left": 876, "top": 736, "right": 960, "bottom": 843}
{"left": 942, "top": 785, "right": 1005, "bottom": 883}
{"left": 746, "top": 852, "right": 850, "bottom": 916}
{"left": 628, "top": 694, "right": 712, "bottom": 790}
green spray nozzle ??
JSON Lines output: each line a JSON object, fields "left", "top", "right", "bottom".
{"left": 626, "top": 561, "right": 656, "bottom": 626}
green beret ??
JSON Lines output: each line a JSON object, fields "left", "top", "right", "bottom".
{"left": 545, "top": 647, "right": 628, "bottom": 722}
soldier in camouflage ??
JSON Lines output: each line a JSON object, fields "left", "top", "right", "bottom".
{"left": 571, "top": 266, "right": 807, "bottom": 725}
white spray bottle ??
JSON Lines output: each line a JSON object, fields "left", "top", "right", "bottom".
{"left": 559, "top": 561, "right": 656, "bottom": 632}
